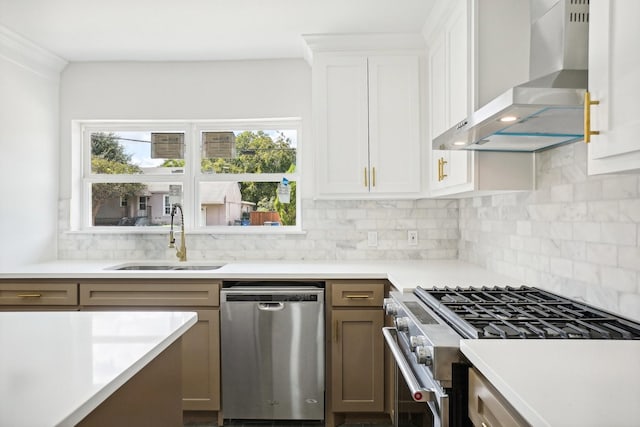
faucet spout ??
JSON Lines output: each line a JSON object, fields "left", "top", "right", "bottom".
{"left": 169, "top": 203, "right": 187, "bottom": 262}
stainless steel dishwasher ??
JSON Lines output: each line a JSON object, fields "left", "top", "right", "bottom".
{"left": 220, "top": 282, "right": 324, "bottom": 421}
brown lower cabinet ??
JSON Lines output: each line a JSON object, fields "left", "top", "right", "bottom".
{"left": 79, "top": 280, "right": 221, "bottom": 414}
{"left": 326, "top": 280, "right": 389, "bottom": 427}
{"left": 0, "top": 280, "right": 79, "bottom": 310}
{"left": 468, "top": 367, "right": 530, "bottom": 427}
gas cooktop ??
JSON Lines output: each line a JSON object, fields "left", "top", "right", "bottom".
{"left": 414, "top": 286, "right": 640, "bottom": 340}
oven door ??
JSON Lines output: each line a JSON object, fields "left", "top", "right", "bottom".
{"left": 383, "top": 327, "right": 449, "bottom": 427}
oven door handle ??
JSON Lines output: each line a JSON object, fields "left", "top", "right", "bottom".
{"left": 382, "top": 327, "right": 436, "bottom": 403}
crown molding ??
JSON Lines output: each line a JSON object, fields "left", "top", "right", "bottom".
{"left": 0, "top": 24, "right": 67, "bottom": 80}
{"left": 302, "top": 33, "right": 426, "bottom": 65}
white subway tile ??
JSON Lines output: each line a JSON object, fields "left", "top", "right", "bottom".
{"left": 600, "top": 266, "right": 637, "bottom": 293}
{"left": 586, "top": 242, "right": 618, "bottom": 267}
{"left": 601, "top": 222, "right": 637, "bottom": 246}
{"left": 573, "top": 261, "right": 600, "bottom": 285}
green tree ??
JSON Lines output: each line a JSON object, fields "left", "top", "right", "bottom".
{"left": 91, "top": 133, "right": 146, "bottom": 225}
{"left": 274, "top": 170, "right": 296, "bottom": 226}
{"left": 163, "top": 131, "right": 296, "bottom": 222}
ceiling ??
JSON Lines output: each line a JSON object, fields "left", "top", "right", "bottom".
{"left": 0, "top": 0, "right": 434, "bottom": 62}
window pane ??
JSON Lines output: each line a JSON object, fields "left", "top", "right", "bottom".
{"left": 199, "top": 181, "right": 296, "bottom": 226}
{"left": 91, "top": 182, "right": 183, "bottom": 226}
{"left": 90, "top": 131, "right": 184, "bottom": 175}
{"left": 200, "top": 130, "right": 297, "bottom": 174}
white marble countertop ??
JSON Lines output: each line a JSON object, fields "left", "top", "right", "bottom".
{"left": 0, "top": 311, "right": 197, "bottom": 427}
{"left": 461, "top": 339, "right": 640, "bottom": 427}
{"left": 0, "top": 259, "right": 520, "bottom": 291}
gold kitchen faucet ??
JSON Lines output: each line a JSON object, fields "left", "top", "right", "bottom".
{"left": 168, "top": 203, "right": 187, "bottom": 262}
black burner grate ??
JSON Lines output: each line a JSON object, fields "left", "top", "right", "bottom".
{"left": 415, "top": 286, "right": 640, "bottom": 340}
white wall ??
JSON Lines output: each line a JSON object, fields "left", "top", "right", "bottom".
{"left": 0, "top": 26, "right": 65, "bottom": 269}
{"left": 58, "top": 59, "right": 313, "bottom": 203}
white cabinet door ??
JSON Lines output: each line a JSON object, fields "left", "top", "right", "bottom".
{"left": 588, "top": 0, "right": 640, "bottom": 175}
{"left": 368, "top": 55, "right": 421, "bottom": 194}
{"left": 315, "top": 56, "right": 370, "bottom": 194}
{"left": 315, "top": 54, "right": 421, "bottom": 196}
{"left": 429, "top": 0, "right": 472, "bottom": 193}
{"left": 447, "top": 1, "right": 469, "bottom": 127}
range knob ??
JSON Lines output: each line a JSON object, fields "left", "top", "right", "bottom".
{"left": 414, "top": 346, "right": 433, "bottom": 366}
{"left": 409, "top": 335, "right": 427, "bottom": 350}
{"left": 394, "top": 317, "right": 410, "bottom": 332}
{"left": 383, "top": 298, "right": 399, "bottom": 316}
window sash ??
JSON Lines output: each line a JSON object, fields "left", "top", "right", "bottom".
{"left": 79, "top": 119, "right": 301, "bottom": 231}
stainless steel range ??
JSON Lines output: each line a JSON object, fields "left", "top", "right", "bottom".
{"left": 383, "top": 285, "right": 640, "bottom": 427}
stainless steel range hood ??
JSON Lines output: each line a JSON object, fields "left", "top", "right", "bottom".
{"left": 433, "top": 0, "right": 590, "bottom": 152}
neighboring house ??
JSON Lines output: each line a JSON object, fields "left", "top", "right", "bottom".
{"left": 200, "top": 182, "right": 254, "bottom": 226}
{"left": 94, "top": 181, "right": 254, "bottom": 226}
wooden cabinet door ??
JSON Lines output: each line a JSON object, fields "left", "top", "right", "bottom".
{"left": 468, "top": 368, "right": 529, "bottom": 427}
{"left": 315, "top": 55, "right": 370, "bottom": 195}
{"left": 588, "top": 0, "right": 640, "bottom": 175}
{"left": 368, "top": 55, "right": 421, "bottom": 194}
{"left": 182, "top": 309, "right": 220, "bottom": 411}
{"left": 331, "top": 309, "right": 384, "bottom": 412}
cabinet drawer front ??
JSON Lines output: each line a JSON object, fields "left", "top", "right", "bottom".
{"left": 80, "top": 282, "right": 220, "bottom": 307}
{"left": 469, "top": 368, "right": 529, "bottom": 427}
{"left": 0, "top": 282, "right": 78, "bottom": 306}
{"left": 331, "top": 281, "right": 385, "bottom": 307}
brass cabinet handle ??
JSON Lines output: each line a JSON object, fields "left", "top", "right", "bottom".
{"left": 345, "top": 294, "right": 371, "bottom": 299}
{"left": 18, "top": 294, "right": 42, "bottom": 298}
{"left": 335, "top": 319, "right": 340, "bottom": 342}
{"left": 481, "top": 423, "right": 489, "bottom": 427}
{"left": 584, "top": 91, "right": 600, "bottom": 143}
{"left": 438, "top": 157, "right": 448, "bottom": 181}
{"left": 372, "top": 167, "right": 376, "bottom": 187}
{"left": 364, "top": 167, "right": 368, "bottom": 187}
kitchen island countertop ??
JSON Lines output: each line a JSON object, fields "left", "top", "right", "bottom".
{"left": 0, "top": 311, "right": 197, "bottom": 427}
{"left": 0, "top": 259, "right": 519, "bottom": 292}
{"left": 461, "top": 339, "right": 640, "bottom": 427}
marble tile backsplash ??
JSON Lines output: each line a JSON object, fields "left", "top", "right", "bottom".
{"left": 57, "top": 142, "right": 640, "bottom": 320}
{"left": 58, "top": 199, "right": 459, "bottom": 262}
{"left": 458, "top": 142, "right": 640, "bottom": 321}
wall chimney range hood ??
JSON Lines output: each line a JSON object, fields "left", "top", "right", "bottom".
{"left": 433, "top": 0, "right": 590, "bottom": 152}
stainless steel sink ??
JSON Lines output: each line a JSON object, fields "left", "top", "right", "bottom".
{"left": 107, "top": 263, "right": 225, "bottom": 271}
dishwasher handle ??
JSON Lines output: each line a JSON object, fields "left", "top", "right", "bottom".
{"left": 257, "top": 302, "right": 285, "bottom": 311}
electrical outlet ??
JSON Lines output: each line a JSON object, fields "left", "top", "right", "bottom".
{"left": 408, "top": 230, "right": 418, "bottom": 246}
{"left": 368, "top": 231, "right": 378, "bottom": 247}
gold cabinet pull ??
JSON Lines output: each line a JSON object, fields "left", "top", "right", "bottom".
{"left": 345, "top": 294, "right": 371, "bottom": 299}
{"left": 18, "top": 294, "right": 42, "bottom": 298}
{"left": 364, "top": 167, "right": 368, "bottom": 187}
{"left": 335, "top": 319, "right": 340, "bottom": 342}
{"left": 584, "top": 91, "right": 600, "bottom": 143}
{"left": 438, "top": 157, "right": 448, "bottom": 181}
{"left": 372, "top": 167, "right": 376, "bottom": 187}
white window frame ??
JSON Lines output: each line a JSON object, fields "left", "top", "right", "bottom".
{"left": 74, "top": 118, "right": 302, "bottom": 234}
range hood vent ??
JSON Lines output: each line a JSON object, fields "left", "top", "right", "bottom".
{"left": 434, "top": 0, "right": 590, "bottom": 152}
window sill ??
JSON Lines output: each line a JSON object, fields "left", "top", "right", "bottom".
{"left": 64, "top": 226, "right": 307, "bottom": 236}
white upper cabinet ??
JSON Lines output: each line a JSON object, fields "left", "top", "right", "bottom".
{"left": 587, "top": 0, "right": 640, "bottom": 175}
{"left": 426, "top": 0, "right": 533, "bottom": 197}
{"left": 307, "top": 35, "right": 424, "bottom": 198}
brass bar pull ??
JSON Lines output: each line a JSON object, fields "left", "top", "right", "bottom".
{"left": 345, "top": 294, "right": 371, "bottom": 299}
{"left": 438, "top": 158, "right": 448, "bottom": 181}
{"left": 481, "top": 423, "right": 490, "bottom": 427}
{"left": 584, "top": 91, "right": 600, "bottom": 143}
{"left": 335, "top": 320, "right": 340, "bottom": 342}
{"left": 372, "top": 167, "right": 376, "bottom": 187}
{"left": 17, "top": 294, "right": 42, "bottom": 298}
{"left": 364, "top": 167, "right": 368, "bottom": 187}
